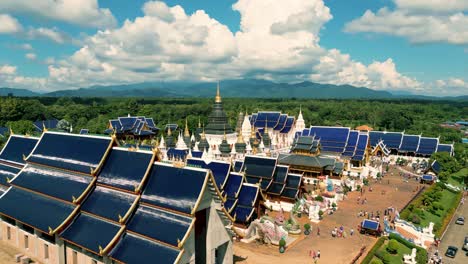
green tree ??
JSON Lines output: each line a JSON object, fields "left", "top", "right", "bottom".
{"left": 386, "top": 239, "right": 399, "bottom": 254}
{"left": 6, "top": 120, "right": 35, "bottom": 135}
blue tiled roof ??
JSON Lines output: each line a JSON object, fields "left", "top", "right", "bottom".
{"left": 81, "top": 186, "right": 136, "bottom": 222}
{"left": 27, "top": 133, "right": 112, "bottom": 174}
{"left": 0, "top": 163, "right": 19, "bottom": 187}
{"left": 110, "top": 233, "right": 181, "bottom": 264}
{"left": 61, "top": 213, "right": 120, "bottom": 254}
{"left": 141, "top": 163, "right": 207, "bottom": 214}
{"left": 11, "top": 165, "right": 92, "bottom": 202}
{"left": 0, "top": 135, "right": 39, "bottom": 165}
{"left": 97, "top": 148, "right": 153, "bottom": 192}
{"left": 127, "top": 205, "right": 191, "bottom": 247}
{"left": 0, "top": 187, "right": 75, "bottom": 233}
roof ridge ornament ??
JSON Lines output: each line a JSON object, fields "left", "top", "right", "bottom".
{"left": 184, "top": 118, "right": 190, "bottom": 137}
{"left": 215, "top": 81, "right": 222, "bottom": 103}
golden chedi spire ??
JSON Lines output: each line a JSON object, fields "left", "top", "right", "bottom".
{"left": 167, "top": 126, "right": 172, "bottom": 136}
{"left": 201, "top": 125, "right": 206, "bottom": 139}
{"left": 237, "top": 129, "right": 244, "bottom": 143}
{"left": 184, "top": 118, "right": 190, "bottom": 137}
{"left": 215, "top": 81, "right": 222, "bottom": 103}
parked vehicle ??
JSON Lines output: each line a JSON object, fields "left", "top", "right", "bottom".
{"left": 463, "top": 236, "right": 468, "bottom": 251}
{"left": 358, "top": 219, "right": 381, "bottom": 237}
{"left": 455, "top": 216, "right": 464, "bottom": 225}
{"left": 445, "top": 246, "right": 458, "bottom": 258}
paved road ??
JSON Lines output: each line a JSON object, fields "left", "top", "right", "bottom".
{"left": 439, "top": 198, "right": 467, "bottom": 264}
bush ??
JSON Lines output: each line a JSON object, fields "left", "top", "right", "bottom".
{"left": 409, "top": 214, "right": 421, "bottom": 224}
{"left": 314, "top": 195, "right": 324, "bottom": 202}
{"left": 332, "top": 202, "right": 336, "bottom": 208}
{"left": 279, "top": 238, "right": 286, "bottom": 248}
{"left": 356, "top": 185, "right": 361, "bottom": 191}
{"left": 361, "top": 237, "right": 387, "bottom": 264}
{"left": 386, "top": 239, "right": 399, "bottom": 254}
{"left": 363, "top": 178, "right": 369, "bottom": 186}
{"left": 370, "top": 259, "right": 383, "bottom": 264}
{"left": 304, "top": 223, "right": 311, "bottom": 231}
{"left": 387, "top": 233, "right": 428, "bottom": 264}
{"left": 375, "top": 250, "right": 391, "bottom": 264}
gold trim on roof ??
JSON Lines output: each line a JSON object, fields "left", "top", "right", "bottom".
{"left": 174, "top": 248, "right": 185, "bottom": 264}
{"left": 50, "top": 205, "right": 81, "bottom": 235}
{"left": 101, "top": 225, "right": 126, "bottom": 255}
{"left": 178, "top": 217, "right": 196, "bottom": 249}
{"left": 135, "top": 149, "right": 159, "bottom": 193}
{"left": 191, "top": 171, "right": 210, "bottom": 215}
{"left": 73, "top": 176, "right": 97, "bottom": 205}
{"left": 120, "top": 195, "right": 140, "bottom": 224}
{"left": 91, "top": 136, "right": 116, "bottom": 176}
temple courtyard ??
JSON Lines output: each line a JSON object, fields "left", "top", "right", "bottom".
{"left": 234, "top": 166, "right": 421, "bottom": 264}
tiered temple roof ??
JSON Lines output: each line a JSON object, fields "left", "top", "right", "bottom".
{"left": 0, "top": 132, "right": 232, "bottom": 263}
{"left": 104, "top": 115, "right": 159, "bottom": 137}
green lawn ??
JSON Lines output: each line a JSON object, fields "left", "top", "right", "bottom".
{"left": 447, "top": 168, "right": 468, "bottom": 188}
{"left": 375, "top": 240, "right": 412, "bottom": 264}
{"left": 418, "top": 188, "right": 458, "bottom": 228}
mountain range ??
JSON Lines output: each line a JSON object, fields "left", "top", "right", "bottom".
{"left": 1, "top": 79, "right": 467, "bottom": 100}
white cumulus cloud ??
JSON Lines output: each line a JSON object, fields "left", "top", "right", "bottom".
{"left": 344, "top": 1, "right": 468, "bottom": 45}
{"left": 25, "top": 53, "right": 37, "bottom": 60}
{"left": 0, "top": 0, "right": 116, "bottom": 28}
{"left": 0, "top": 14, "right": 22, "bottom": 33}
{"left": 0, "top": 65, "right": 17, "bottom": 75}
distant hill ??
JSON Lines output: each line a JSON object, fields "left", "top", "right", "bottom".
{"left": 1, "top": 79, "right": 466, "bottom": 100}
{"left": 0, "top": 87, "right": 40, "bottom": 97}
{"left": 44, "top": 79, "right": 394, "bottom": 99}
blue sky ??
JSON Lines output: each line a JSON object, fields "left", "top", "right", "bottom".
{"left": 0, "top": 0, "right": 466, "bottom": 95}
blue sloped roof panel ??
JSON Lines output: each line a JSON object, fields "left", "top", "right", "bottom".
{"left": 166, "top": 148, "right": 188, "bottom": 160}
{"left": 245, "top": 176, "right": 260, "bottom": 184}
{"left": 267, "top": 182, "right": 284, "bottom": 195}
{"left": 79, "top": 129, "right": 89, "bottom": 135}
{"left": 186, "top": 159, "right": 230, "bottom": 189}
{"left": 431, "top": 160, "right": 441, "bottom": 174}
{"left": 224, "top": 173, "right": 243, "bottom": 198}
{"left": 61, "top": 213, "right": 120, "bottom": 254}
{"left": 233, "top": 160, "right": 243, "bottom": 172}
{"left": 237, "top": 184, "right": 258, "bottom": 207}
{"left": 356, "top": 134, "right": 368, "bottom": 150}
{"left": 361, "top": 219, "right": 379, "bottom": 230}
{"left": 243, "top": 156, "right": 276, "bottom": 179}
{"left": 0, "top": 164, "right": 19, "bottom": 187}
{"left": 81, "top": 186, "right": 136, "bottom": 222}
{"left": 380, "top": 132, "right": 403, "bottom": 149}
{"left": 11, "top": 165, "right": 91, "bottom": 202}
{"left": 27, "top": 133, "right": 111, "bottom": 173}
{"left": 98, "top": 148, "right": 153, "bottom": 192}
{"left": 109, "top": 120, "right": 122, "bottom": 130}
{"left": 274, "top": 114, "right": 288, "bottom": 131}
{"left": 260, "top": 179, "right": 271, "bottom": 190}
{"left": 369, "top": 131, "right": 384, "bottom": 146}
{"left": 110, "top": 233, "right": 180, "bottom": 264}
{"left": 281, "top": 188, "right": 299, "bottom": 199}
{"left": 279, "top": 117, "right": 295, "bottom": 134}
{"left": 436, "top": 144, "right": 452, "bottom": 154}
{"left": 273, "top": 165, "right": 288, "bottom": 183}
{"left": 224, "top": 198, "right": 237, "bottom": 212}
{"left": 400, "top": 135, "right": 420, "bottom": 152}
{"left": 285, "top": 174, "right": 301, "bottom": 188}
{"left": 127, "top": 205, "right": 191, "bottom": 247}
{"left": 416, "top": 137, "right": 438, "bottom": 155}
{"left": 118, "top": 117, "right": 137, "bottom": 130}
{"left": 0, "top": 135, "right": 38, "bottom": 165}
{"left": 141, "top": 163, "right": 207, "bottom": 214}
{"left": 232, "top": 205, "right": 255, "bottom": 223}
{"left": 0, "top": 187, "right": 75, "bottom": 233}
{"left": 191, "top": 151, "right": 203, "bottom": 158}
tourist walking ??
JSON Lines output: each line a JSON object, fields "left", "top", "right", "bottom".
{"left": 317, "top": 250, "right": 321, "bottom": 259}
{"left": 350, "top": 228, "right": 354, "bottom": 236}
{"left": 317, "top": 227, "right": 320, "bottom": 236}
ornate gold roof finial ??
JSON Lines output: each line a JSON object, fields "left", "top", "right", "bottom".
{"left": 184, "top": 118, "right": 190, "bottom": 137}
{"left": 201, "top": 124, "right": 206, "bottom": 139}
{"left": 198, "top": 117, "right": 201, "bottom": 128}
{"left": 237, "top": 128, "right": 244, "bottom": 143}
{"left": 48, "top": 226, "right": 53, "bottom": 235}
{"left": 42, "top": 122, "right": 48, "bottom": 132}
{"left": 215, "top": 81, "right": 222, "bottom": 103}
{"left": 9, "top": 127, "right": 14, "bottom": 135}
{"left": 167, "top": 126, "right": 172, "bottom": 136}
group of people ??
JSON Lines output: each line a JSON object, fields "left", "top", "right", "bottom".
{"left": 309, "top": 249, "right": 320, "bottom": 263}
{"left": 331, "top": 225, "right": 354, "bottom": 238}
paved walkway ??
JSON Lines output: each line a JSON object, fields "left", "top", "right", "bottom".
{"left": 234, "top": 167, "right": 420, "bottom": 264}
{"left": 0, "top": 241, "right": 21, "bottom": 264}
